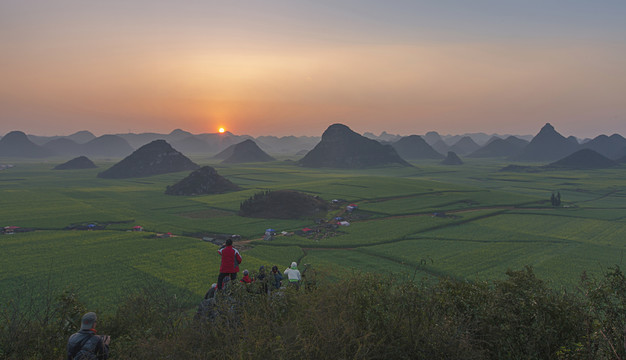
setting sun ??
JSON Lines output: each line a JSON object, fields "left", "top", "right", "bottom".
{"left": 218, "top": 127, "right": 225, "bottom": 133}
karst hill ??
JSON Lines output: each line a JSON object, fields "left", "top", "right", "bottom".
{"left": 448, "top": 136, "right": 481, "bottom": 156}
{"left": 298, "top": 123, "right": 411, "bottom": 168}
{"left": 219, "top": 139, "right": 275, "bottom": 164}
{"left": 392, "top": 135, "right": 443, "bottom": 159}
{"left": 547, "top": 149, "right": 617, "bottom": 169}
{"left": 511, "top": 123, "right": 579, "bottom": 162}
{"left": 441, "top": 151, "right": 464, "bottom": 165}
{"left": 165, "top": 166, "right": 240, "bottom": 195}
{"left": 468, "top": 136, "right": 529, "bottom": 158}
{"left": 0, "top": 131, "right": 52, "bottom": 158}
{"left": 97, "top": 140, "right": 199, "bottom": 178}
{"left": 53, "top": 156, "right": 97, "bottom": 170}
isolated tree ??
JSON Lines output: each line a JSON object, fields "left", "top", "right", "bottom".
{"left": 550, "top": 193, "right": 556, "bottom": 206}
{"left": 556, "top": 192, "right": 561, "bottom": 206}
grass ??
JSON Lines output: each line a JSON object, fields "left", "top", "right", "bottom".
{"left": 1, "top": 159, "right": 626, "bottom": 311}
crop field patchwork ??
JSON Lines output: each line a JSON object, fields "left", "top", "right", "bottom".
{"left": 1, "top": 160, "right": 625, "bottom": 311}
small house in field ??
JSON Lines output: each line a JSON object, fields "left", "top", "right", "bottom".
{"left": 346, "top": 204, "right": 358, "bottom": 212}
{"left": 133, "top": 226, "right": 143, "bottom": 232}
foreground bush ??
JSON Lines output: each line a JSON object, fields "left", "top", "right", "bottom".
{"left": 1, "top": 266, "right": 625, "bottom": 359}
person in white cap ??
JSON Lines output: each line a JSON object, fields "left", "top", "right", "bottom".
{"left": 66, "top": 312, "right": 110, "bottom": 359}
{"left": 284, "top": 261, "right": 302, "bottom": 289}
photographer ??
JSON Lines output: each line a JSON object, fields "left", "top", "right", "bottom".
{"left": 67, "top": 312, "right": 110, "bottom": 360}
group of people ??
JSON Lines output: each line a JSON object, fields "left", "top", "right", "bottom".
{"left": 206, "top": 237, "right": 302, "bottom": 298}
{"left": 67, "top": 237, "right": 303, "bottom": 359}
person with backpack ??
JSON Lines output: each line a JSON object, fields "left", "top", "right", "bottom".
{"left": 66, "top": 312, "right": 110, "bottom": 360}
{"left": 217, "top": 238, "right": 242, "bottom": 290}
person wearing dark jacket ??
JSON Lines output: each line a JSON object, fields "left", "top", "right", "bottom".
{"left": 271, "top": 265, "right": 283, "bottom": 289}
{"left": 217, "top": 238, "right": 243, "bottom": 289}
{"left": 67, "top": 312, "right": 109, "bottom": 360}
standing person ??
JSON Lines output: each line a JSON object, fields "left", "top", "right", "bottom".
{"left": 67, "top": 312, "right": 110, "bottom": 360}
{"left": 217, "top": 238, "right": 242, "bottom": 290}
{"left": 284, "top": 261, "right": 301, "bottom": 289}
{"left": 271, "top": 265, "right": 283, "bottom": 290}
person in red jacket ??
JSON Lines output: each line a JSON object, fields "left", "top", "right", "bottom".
{"left": 217, "top": 238, "right": 242, "bottom": 290}
{"left": 240, "top": 269, "right": 252, "bottom": 284}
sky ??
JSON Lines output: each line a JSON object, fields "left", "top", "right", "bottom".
{"left": 1, "top": 0, "right": 625, "bottom": 138}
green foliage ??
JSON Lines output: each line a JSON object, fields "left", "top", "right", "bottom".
{"left": 3, "top": 268, "right": 626, "bottom": 359}
{"left": 579, "top": 266, "right": 626, "bottom": 359}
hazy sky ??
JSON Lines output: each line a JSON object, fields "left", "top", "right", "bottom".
{"left": 2, "top": 0, "right": 625, "bottom": 138}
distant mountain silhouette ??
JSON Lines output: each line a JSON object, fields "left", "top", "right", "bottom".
{"left": 255, "top": 135, "right": 319, "bottom": 154}
{"left": 580, "top": 134, "right": 626, "bottom": 160}
{"left": 221, "top": 139, "right": 275, "bottom": 164}
{"left": 97, "top": 140, "right": 198, "bottom": 178}
{"left": 511, "top": 123, "right": 579, "bottom": 162}
{"left": 171, "top": 136, "right": 215, "bottom": 155}
{"left": 53, "top": 156, "right": 97, "bottom": 170}
{"left": 67, "top": 131, "right": 96, "bottom": 144}
{"left": 567, "top": 136, "right": 580, "bottom": 145}
{"left": 547, "top": 149, "right": 617, "bottom": 169}
{"left": 423, "top": 131, "right": 442, "bottom": 146}
{"left": 440, "top": 151, "right": 463, "bottom": 165}
{"left": 212, "top": 143, "right": 237, "bottom": 160}
{"left": 392, "top": 135, "right": 443, "bottom": 159}
{"left": 43, "top": 138, "right": 83, "bottom": 156}
{"left": 168, "top": 129, "right": 194, "bottom": 141}
{"left": 0, "top": 131, "right": 52, "bottom": 158}
{"left": 448, "top": 136, "right": 481, "bottom": 155}
{"left": 468, "top": 136, "right": 529, "bottom": 158}
{"left": 430, "top": 139, "right": 450, "bottom": 155}
{"left": 298, "top": 124, "right": 411, "bottom": 168}
{"left": 83, "top": 135, "right": 134, "bottom": 158}
{"left": 165, "top": 166, "right": 239, "bottom": 195}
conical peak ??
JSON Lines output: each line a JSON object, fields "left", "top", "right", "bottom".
{"left": 539, "top": 123, "right": 555, "bottom": 133}
{"left": 322, "top": 124, "right": 354, "bottom": 138}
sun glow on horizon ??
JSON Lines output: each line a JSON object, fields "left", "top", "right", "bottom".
{"left": 218, "top": 127, "right": 225, "bottom": 133}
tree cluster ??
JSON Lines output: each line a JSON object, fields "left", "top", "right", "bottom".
{"left": 550, "top": 191, "right": 562, "bottom": 206}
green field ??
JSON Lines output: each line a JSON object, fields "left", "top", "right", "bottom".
{"left": 1, "top": 158, "right": 625, "bottom": 311}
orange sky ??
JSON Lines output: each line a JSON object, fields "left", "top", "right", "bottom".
{"left": 1, "top": 1, "right": 625, "bottom": 138}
